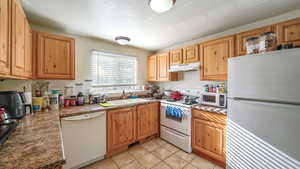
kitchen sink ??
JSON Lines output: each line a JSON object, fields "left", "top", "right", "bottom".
{"left": 107, "top": 98, "right": 149, "bottom": 106}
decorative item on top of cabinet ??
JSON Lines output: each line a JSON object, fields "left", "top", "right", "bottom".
{"left": 147, "top": 55, "right": 157, "bottom": 81}
{"left": 11, "top": 0, "right": 32, "bottom": 78}
{"left": 277, "top": 17, "right": 300, "bottom": 47}
{"left": 170, "top": 49, "right": 183, "bottom": 65}
{"left": 192, "top": 109, "right": 227, "bottom": 167}
{"left": 200, "top": 36, "right": 234, "bottom": 81}
{"left": 183, "top": 44, "right": 199, "bottom": 63}
{"left": 137, "top": 102, "right": 159, "bottom": 140}
{"left": 157, "top": 52, "right": 178, "bottom": 81}
{"left": 35, "top": 31, "right": 75, "bottom": 80}
{"left": 0, "top": 0, "right": 11, "bottom": 76}
{"left": 236, "top": 26, "right": 274, "bottom": 56}
{"left": 107, "top": 107, "right": 136, "bottom": 156}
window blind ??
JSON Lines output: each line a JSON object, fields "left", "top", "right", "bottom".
{"left": 89, "top": 51, "right": 137, "bottom": 86}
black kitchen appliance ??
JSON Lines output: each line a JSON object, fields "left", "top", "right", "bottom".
{"left": 0, "top": 91, "right": 26, "bottom": 119}
{"left": 0, "top": 122, "right": 18, "bottom": 147}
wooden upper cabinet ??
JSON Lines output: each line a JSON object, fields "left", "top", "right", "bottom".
{"left": 170, "top": 49, "right": 183, "bottom": 65}
{"left": 200, "top": 36, "right": 234, "bottom": 81}
{"left": 24, "top": 21, "right": 32, "bottom": 78}
{"left": 137, "top": 102, "right": 159, "bottom": 140}
{"left": 0, "top": 0, "right": 11, "bottom": 76}
{"left": 147, "top": 55, "right": 157, "bottom": 81}
{"left": 156, "top": 52, "right": 178, "bottom": 81}
{"left": 11, "top": 0, "right": 26, "bottom": 77}
{"left": 157, "top": 52, "right": 170, "bottom": 81}
{"left": 277, "top": 17, "right": 300, "bottom": 47}
{"left": 36, "top": 32, "right": 75, "bottom": 80}
{"left": 236, "top": 26, "right": 274, "bottom": 56}
{"left": 107, "top": 107, "right": 136, "bottom": 155}
{"left": 183, "top": 44, "right": 199, "bottom": 64}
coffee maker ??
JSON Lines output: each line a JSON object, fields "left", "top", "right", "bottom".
{"left": 0, "top": 91, "right": 26, "bottom": 119}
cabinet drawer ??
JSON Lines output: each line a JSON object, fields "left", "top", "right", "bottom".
{"left": 192, "top": 109, "right": 226, "bottom": 125}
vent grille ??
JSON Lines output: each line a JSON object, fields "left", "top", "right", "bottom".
{"left": 227, "top": 119, "right": 300, "bottom": 169}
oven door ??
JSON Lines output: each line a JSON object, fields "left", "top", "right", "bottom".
{"left": 160, "top": 103, "right": 191, "bottom": 135}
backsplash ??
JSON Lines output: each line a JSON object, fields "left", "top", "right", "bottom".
{"left": 155, "top": 71, "right": 227, "bottom": 96}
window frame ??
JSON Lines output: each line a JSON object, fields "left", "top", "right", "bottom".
{"left": 90, "top": 50, "right": 138, "bottom": 87}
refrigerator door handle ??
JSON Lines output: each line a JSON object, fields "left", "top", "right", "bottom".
{"left": 230, "top": 97, "right": 300, "bottom": 106}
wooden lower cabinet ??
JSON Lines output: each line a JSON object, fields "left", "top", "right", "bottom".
{"left": 137, "top": 102, "right": 159, "bottom": 140}
{"left": 107, "top": 107, "right": 136, "bottom": 156}
{"left": 107, "top": 103, "right": 160, "bottom": 156}
{"left": 192, "top": 109, "right": 227, "bottom": 167}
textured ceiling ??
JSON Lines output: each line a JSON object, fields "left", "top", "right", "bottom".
{"left": 21, "top": 0, "right": 300, "bottom": 51}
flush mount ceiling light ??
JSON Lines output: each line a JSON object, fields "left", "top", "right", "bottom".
{"left": 149, "top": 0, "right": 176, "bottom": 13}
{"left": 115, "top": 36, "right": 130, "bottom": 45}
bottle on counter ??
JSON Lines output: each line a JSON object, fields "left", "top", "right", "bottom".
{"left": 70, "top": 96, "right": 77, "bottom": 106}
{"left": 212, "top": 86, "right": 217, "bottom": 93}
{"left": 76, "top": 92, "right": 84, "bottom": 106}
{"left": 49, "top": 94, "right": 59, "bottom": 111}
{"left": 59, "top": 93, "right": 64, "bottom": 109}
{"left": 64, "top": 97, "right": 71, "bottom": 108}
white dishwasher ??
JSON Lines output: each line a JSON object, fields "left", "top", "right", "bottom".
{"left": 61, "top": 111, "right": 106, "bottom": 169}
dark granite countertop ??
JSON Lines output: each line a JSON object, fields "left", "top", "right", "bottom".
{"left": 0, "top": 111, "right": 65, "bottom": 169}
{"left": 0, "top": 98, "right": 160, "bottom": 169}
{"left": 192, "top": 105, "right": 227, "bottom": 115}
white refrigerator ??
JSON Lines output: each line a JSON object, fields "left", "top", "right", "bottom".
{"left": 227, "top": 48, "right": 300, "bottom": 169}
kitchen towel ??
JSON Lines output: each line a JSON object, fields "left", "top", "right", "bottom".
{"left": 166, "top": 106, "right": 183, "bottom": 119}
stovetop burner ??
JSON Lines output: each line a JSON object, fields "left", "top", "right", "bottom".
{"left": 182, "top": 101, "right": 199, "bottom": 105}
{"left": 166, "top": 99, "right": 178, "bottom": 102}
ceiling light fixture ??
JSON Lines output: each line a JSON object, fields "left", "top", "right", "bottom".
{"left": 115, "top": 36, "right": 130, "bottom": 45}
{"left": 149, "top": 0, "right": 176, "bottom": 13}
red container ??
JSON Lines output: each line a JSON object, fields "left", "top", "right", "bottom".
{"left": 170, "top": 91, "right": 182, "bottom": 100}
{"left": 64, "top": 99, "right": 70, "bottom": 107}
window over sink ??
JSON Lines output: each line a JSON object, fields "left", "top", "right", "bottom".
{"left": 89, "top": 50, "right": 137, "bottom": 86}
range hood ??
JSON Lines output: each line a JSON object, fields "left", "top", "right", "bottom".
{"left": 168, "top": 62, "right": 200, "bottom": 72}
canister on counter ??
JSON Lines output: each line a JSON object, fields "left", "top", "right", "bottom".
{"left": 70, "top": 96, "right": 77, "bottom": 106}
{"left": 64, "top": 98, "right": 71, "bottom": 107}
{"left": 32, "top": 97, "right": 43, "bottom": 112}
{"left": 49, "top": 94, "right": 59, "bottom": 110}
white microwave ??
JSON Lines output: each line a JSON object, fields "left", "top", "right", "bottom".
{"left": 201, "top": 92, "right": 227, "bottom": 108}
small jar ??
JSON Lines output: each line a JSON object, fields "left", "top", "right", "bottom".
{"left": 64, "top": 99, "right": 70, "bottom": 107}
{"left": 246, "top": 37, "right": 259, "bottom": 55}
{"left": 70, "top": 96, "right": 77, "bottom": 106}
{"left": 259, "top": 32, "right": 277, "bottom": 53}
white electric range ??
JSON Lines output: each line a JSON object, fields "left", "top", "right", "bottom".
{"left": 160, "top": 100, "right": 199, "bottom": 153}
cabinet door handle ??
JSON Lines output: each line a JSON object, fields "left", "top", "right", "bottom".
{"left": 53, "top": 65, "right": 57, "bottom": 68}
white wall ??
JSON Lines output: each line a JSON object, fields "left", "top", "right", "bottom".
{"left": 157, "top": 9, "right": 300, "bottom": 90}
{"left": 0, "top": 25, "right": 154, "bottom": 92}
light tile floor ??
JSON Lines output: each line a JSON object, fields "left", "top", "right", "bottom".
{"left": 83, "top": 138, "right": 224, "bottom": 169}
